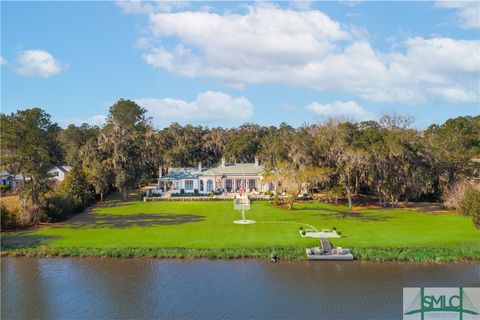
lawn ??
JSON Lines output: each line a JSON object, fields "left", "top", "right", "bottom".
{"left": 2, "top": 200, "right": 479, "bottom": 255}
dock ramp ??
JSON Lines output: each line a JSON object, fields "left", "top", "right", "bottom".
{"left": 320, "top": 238, "right": 332, "bottom": 253}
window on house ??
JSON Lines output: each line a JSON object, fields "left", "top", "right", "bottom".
{"left": 249, "top": 179, "right": 256, "bottom": 190}
{"left": 185, "top": 180, "right": 194, "bottom": 190}
{"left": 226, "top": 179, "right": 233, "bottom": 191}
{"left": 235, "top": 179, "right": 247, "bottom": 191}
{"left": 200, "top": 180, "right": 204, "bottom": 191}
{"left": 269, "top": 182, "right": 274, "bottom": 191}
{"left": 207, "top": 180, "right": 213, "bottom": 191}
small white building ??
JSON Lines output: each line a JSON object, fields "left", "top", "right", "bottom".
{"left": 0, "top": 171, "right": 12, "bottom": 186}
{"left": 48, "top": 166, "right": 72, "bottom": 183}
{"left": 158, "top": 158, "right": 275, "bottom": 195}
{"left": 0, "top": 171, "right": 25, "bottom": 191}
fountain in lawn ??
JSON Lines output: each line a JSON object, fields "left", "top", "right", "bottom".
{"left": 233, "top": 177, "right": 256, "bottom": 225}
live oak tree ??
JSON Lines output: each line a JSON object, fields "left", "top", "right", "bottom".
{"left": 203, "top": 127, "right": 230, "bottom": 166}
{"left": 258, "top": 123, "right": 294, "bottom": 169}
{"left": 59, "top": 123, "right": 99, "bottom": 166}
{"left": 224, "top": 124, "right": 264, "bottom": 163}
{"left": 157, "top": 123, "right": 207, "bottom": 167}
{"left": 0, "top": 108, "right": 61, "bottom": 224}
{"left": 424, "top": 115, "right": 480, "bottom": 195}
{"left": 312, "top": 121, "right": 361, "bottom": 211}
{"left": 99, "top": 99, "right": 149, "bottom": 201}
{"left": 266, "top": 161, "right": 331, "bottom": 210}
{"left": 82, "top": 138, "right": 113, "bottom": 202}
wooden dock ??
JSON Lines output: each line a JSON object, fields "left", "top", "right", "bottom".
{"left": 306, "top": 238, "right": 354, "bottom": 261}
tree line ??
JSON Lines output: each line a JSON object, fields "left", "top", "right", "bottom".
{"left": 1, "top": 99, "right": 479, "bottom": 227}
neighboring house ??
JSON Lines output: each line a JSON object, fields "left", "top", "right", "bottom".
{"left": 0, "top": 171, "right": 26, "bottom": 191}
{"left": 158, "top": 157, "right": 275, "bottom": 194}
{"left": 11, "top": 175, "right": 25, "bottom": 190}
{"left": 0, "top": 171, "right": 12, "bottom": 186}
{"left": 48, "top": 166, "right": 72, "bottom": 183}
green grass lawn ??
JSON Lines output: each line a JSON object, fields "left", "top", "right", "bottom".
{"left": 2, "top": 200, "right": 479, "bottom": 254}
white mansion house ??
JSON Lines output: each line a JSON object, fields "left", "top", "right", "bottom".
{"left": 158, "top": 157, "right": 274, "bottom": 195}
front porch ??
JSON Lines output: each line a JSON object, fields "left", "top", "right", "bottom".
{"left": 199, "top": 176, "right": 275, "bottom": 194}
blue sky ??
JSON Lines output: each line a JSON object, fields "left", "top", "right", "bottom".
{"left": 1, "top": 1, "right": 479, "bottom": 128}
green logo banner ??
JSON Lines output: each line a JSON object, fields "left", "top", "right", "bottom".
{"left": 404, "top": 287, "right": 480, "bottom": 320}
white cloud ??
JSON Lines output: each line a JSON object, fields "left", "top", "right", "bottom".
{"left": 0, "top": 57, "right": 6, "bottom": 65}
{"left": 88, "top": 115, "right": 107, "bottom": 126}
{"left": 306, "top": 100, "right": 373, "bottom": 121}
{"left": 135, "top": 36, "right": 151, "bottom": 49}
{"left": 16, "top": 50, "right": 63, "bottom": 77}
{"left": 61, "top": 114, "right": 107, "bottom": 128}
{"left": 435, "top": 1, "right": 480, "bottom": 29}
{"left": 116, "top": 0, "right": 189, "bottom": 14}
{"left": 136, "top": 91, "right": 254, "bottom": 127}
{"left": 289, "top": 1, "right": 313, "bottom": 11}
{"left": 428, "top": 87, "right": 478, "bottom": 103}
{"left": 126, "top": 2, "right": 479, "bottom": 104}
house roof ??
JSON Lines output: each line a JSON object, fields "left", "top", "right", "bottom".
{"left": 202, "top": 163, "right": 263, "bottom": 176}
{"left": 49, "top": 166, "right": 72, "bottom": 174}
{"left": 161, "top": 167, "right": 204, "bottom": 180}
{"left": 0, "top": 170, "right": 11, "bottom": 177}
{"left": 160, "top": 163, "right": 264, "bottom": 180}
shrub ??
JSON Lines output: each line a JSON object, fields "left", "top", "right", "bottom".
{"left": 0, "top": 185, "right": 11, "bottom": 195}
{"left": 272, "top": 196, "right": 283, "bottom": 206}
{"left": 43, "top": 192, "right": 84, "bottom": 222}
{"left": 180, "top": 189, "right": 185, "bottom": 195}
{"left": 443, "top": 181, "right": 469, "bottom": 210}
{"left": 194, "top": 189, "right": 199, "bottom": 194}
{"left": 171, "top": 192, "right": 205, "bottom": 197}
{"left": 332, "top": 226, "right": 337, "bottom": 231}
{"left": 17, "top": 201, "right": 42, "bottom": 226}
{"left": 60, "top": 166, "right": 93, "bottom": 206}
{"left": 209, "top": 191, "right": 214, "bottom": 198}
{"left": 0, "top": 204, "right": 18, "bottom": 229}
{"left": 459, "top": 187, "right": 480, "bottom": 229}
{"left": 337, "top": 231, "right": 342, "bottom": 236}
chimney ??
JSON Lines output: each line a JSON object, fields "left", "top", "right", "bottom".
{"left": 198, "top": 162, "right": 202, "bottom": 171}
{"left": 221, "top": 157, "right": 226, "bottom": 167}
{"left": 254, "top": 156, "right": 259, "bottom": 166}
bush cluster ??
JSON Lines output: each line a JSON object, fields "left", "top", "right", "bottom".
{"left": 0, "top": 204, "right": 18, "bottom": 229}
{"left": 42, "top": 192, "right": 86, "bottom": 222}
{"left": 0, "top": 185, "right": 11, "bottom": 195}
{"left": 171, "top": 192, "right": 206, "bottom": 197}
{"left": 459, "top": 187, "right": 480, "bottom": 229}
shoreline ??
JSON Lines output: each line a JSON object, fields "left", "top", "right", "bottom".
{"left": 2, "top": 246, "right": 479, "bottom": 263}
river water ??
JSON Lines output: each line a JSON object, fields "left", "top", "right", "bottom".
{"left": 1, "top": 257, "right": 479, "bottom": 319}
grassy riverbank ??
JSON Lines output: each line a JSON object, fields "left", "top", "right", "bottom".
{"left": 2, "top": 200, "right": 479, "bottom": 261}
{"left": 3, "top": 246, "right": 480, "bottom": 262}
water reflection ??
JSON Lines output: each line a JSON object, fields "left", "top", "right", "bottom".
{"left": 2, "top": 258, "right": 479, "bottom": 319}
